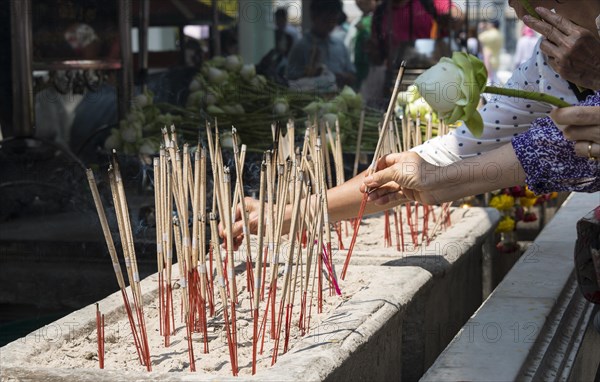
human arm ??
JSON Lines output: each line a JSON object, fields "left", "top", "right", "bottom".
{"left": 524, "top": 7, "right": 600, "bottom": 91}
{"left": 222, "top": 152, "right": 424, "bottom": 241}
{"left": 362, "top": 144, "right": 527, "bottom": 205}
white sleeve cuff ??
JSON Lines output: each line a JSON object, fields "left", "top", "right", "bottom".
{"left": 410, "top": 138, "right": 462, "bottom": 167}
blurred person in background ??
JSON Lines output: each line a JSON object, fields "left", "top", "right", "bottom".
{"left": 478, "top": 21, "right": 504, "bottom": 84}
{"left": 513, "top": 25, "right": 539, "bottom": 68}
{"left": 275, "top": 7, "right": 299, "bottom": 55}
{"left": 345, "top": 0, "right": 378, "bottom": 90}
{"left": 466, "top": 26, "right": 480, "bottom": 57}
{"left": 370, "top": 0, "right": 457, "bottom": 66}
{"left": 287, "top": 0, "right": 355, "bottom": 88}
{"left": 364, "top": 0, "right": 459, "bottom": 107}
{"left": 331, "top": 11, "right": 351, "bottom": 43}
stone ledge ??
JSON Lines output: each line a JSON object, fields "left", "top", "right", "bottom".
{"left": 1, "top": 206, "right": 500, "bottom": 381}
{"left": 422, "top": 192, "right": 600, "bottom": 382}
{"left": 1, "top": 266, "right": 431, "bottom": 382}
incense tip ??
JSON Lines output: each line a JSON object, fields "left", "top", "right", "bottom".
{"left": 231, "top": 127, "right": 237, "bottom": 134}
{"left": 400, "top": 60, "right": 406, "bottom": 67}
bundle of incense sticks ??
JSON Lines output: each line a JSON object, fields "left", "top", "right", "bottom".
{"left": 87, "top": 155, "right": 152, "bottom": 371}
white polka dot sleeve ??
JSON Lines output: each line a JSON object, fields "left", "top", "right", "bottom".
{"left": 411, "top": 40, "right": 579, "bottom": 166}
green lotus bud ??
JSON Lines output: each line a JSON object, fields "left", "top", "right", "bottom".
{"left": 225, "top": 55, "right": 243, "bottom": 72}
{"left": 189, "top": 78, "right": 202, "bottom": 92}
{"left": 240, "top": 64, "right": 256, "bottom": 81}
{"left": 414, "top": 52, "right": 487, "bottom": 136}
{"left": 273, "top": 98, "right": 289, "bottom": 116}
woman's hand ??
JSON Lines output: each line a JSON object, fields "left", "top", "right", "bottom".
{"left": 360, "top": 151, "right": 443, "bottom": 205}
{"left": 218, "top": 196, "right": 260, "bottom": 249}
{"left": 551, "top": 106, "right": 600, "bottom": 159}
{"left": 523, "top": 7, "right": 600, "bottom": 90}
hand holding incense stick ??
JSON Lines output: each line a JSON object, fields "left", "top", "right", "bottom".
{"left": 341, "top": 62, "right": 406, "bottom": 280}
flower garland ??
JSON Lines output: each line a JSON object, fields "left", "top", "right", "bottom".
{"left": 488, "top": 187, "right": 558, "bottom": 253}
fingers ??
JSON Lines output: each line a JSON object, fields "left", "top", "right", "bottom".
{"left": 363, "top": 166, "right": 400, "bottom": 189}
{"left": 574, "top": 141, "right": 600, "bottom": 159}
{"left": 231, "top": 219, "right": 245, "bottom": 240}
{"left": 562, "top": 125, "right": 600, "bottom": 144}
{"left": 373, "top": 153, "right": 403, "bottom": 171}
{"left": 366, "top": 182, "right": 401, "bottom": 202}
{"left": 539, "top": 39, "right": 561, "bottom": 59}
{"left": 369, "top": 189, "right": 407, "bottom": 206}
{"left": 551, "top": 106, "right": 600, "bottom": 126}
{"left": 535, "top": 7, "right": 576, "bottom": 35}
{"left": 523, "top": 15, "right": 564, "bottom": 44}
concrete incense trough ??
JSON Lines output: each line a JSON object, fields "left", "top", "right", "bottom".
{"left": 0, "top": 207, "right": 499, "bottom": 381}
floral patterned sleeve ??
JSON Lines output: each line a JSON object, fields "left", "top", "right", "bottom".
{"left": 412, "top": 40, "right": 579, "bottom": 166}
{"left": 512, "top": 92, "right": 600, "bottom": 194}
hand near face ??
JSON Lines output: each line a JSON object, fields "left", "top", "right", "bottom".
{"left": 524, "top": 7, "right": 600, "bottom": 90}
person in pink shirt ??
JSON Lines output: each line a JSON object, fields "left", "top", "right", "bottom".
{"left": 513, "top": 25, "right": 539, "bottom": 68}
{"left": 370, "top": 0, "right": 455, "bottom": 66}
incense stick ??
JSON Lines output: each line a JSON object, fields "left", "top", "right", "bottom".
{"left": 341, "top": 62, "right": 406, "bottom": 280}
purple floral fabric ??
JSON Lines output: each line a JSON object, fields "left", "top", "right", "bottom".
{"left": 512, "top": 92, "right": 600, "bottom": 194}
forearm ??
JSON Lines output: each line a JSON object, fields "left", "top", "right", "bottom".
{"left": 278, "top": 168, "right": 406, "bottom": 231}
{"left": 326, "top": 168, "right": 406, "bottom": 222}
{"left": 429, "top": 143, "right": 527, "bottom": 202}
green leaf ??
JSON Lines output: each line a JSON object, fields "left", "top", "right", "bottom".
{"left": 465, "top": 111, "right": 484, "bottom": 137}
